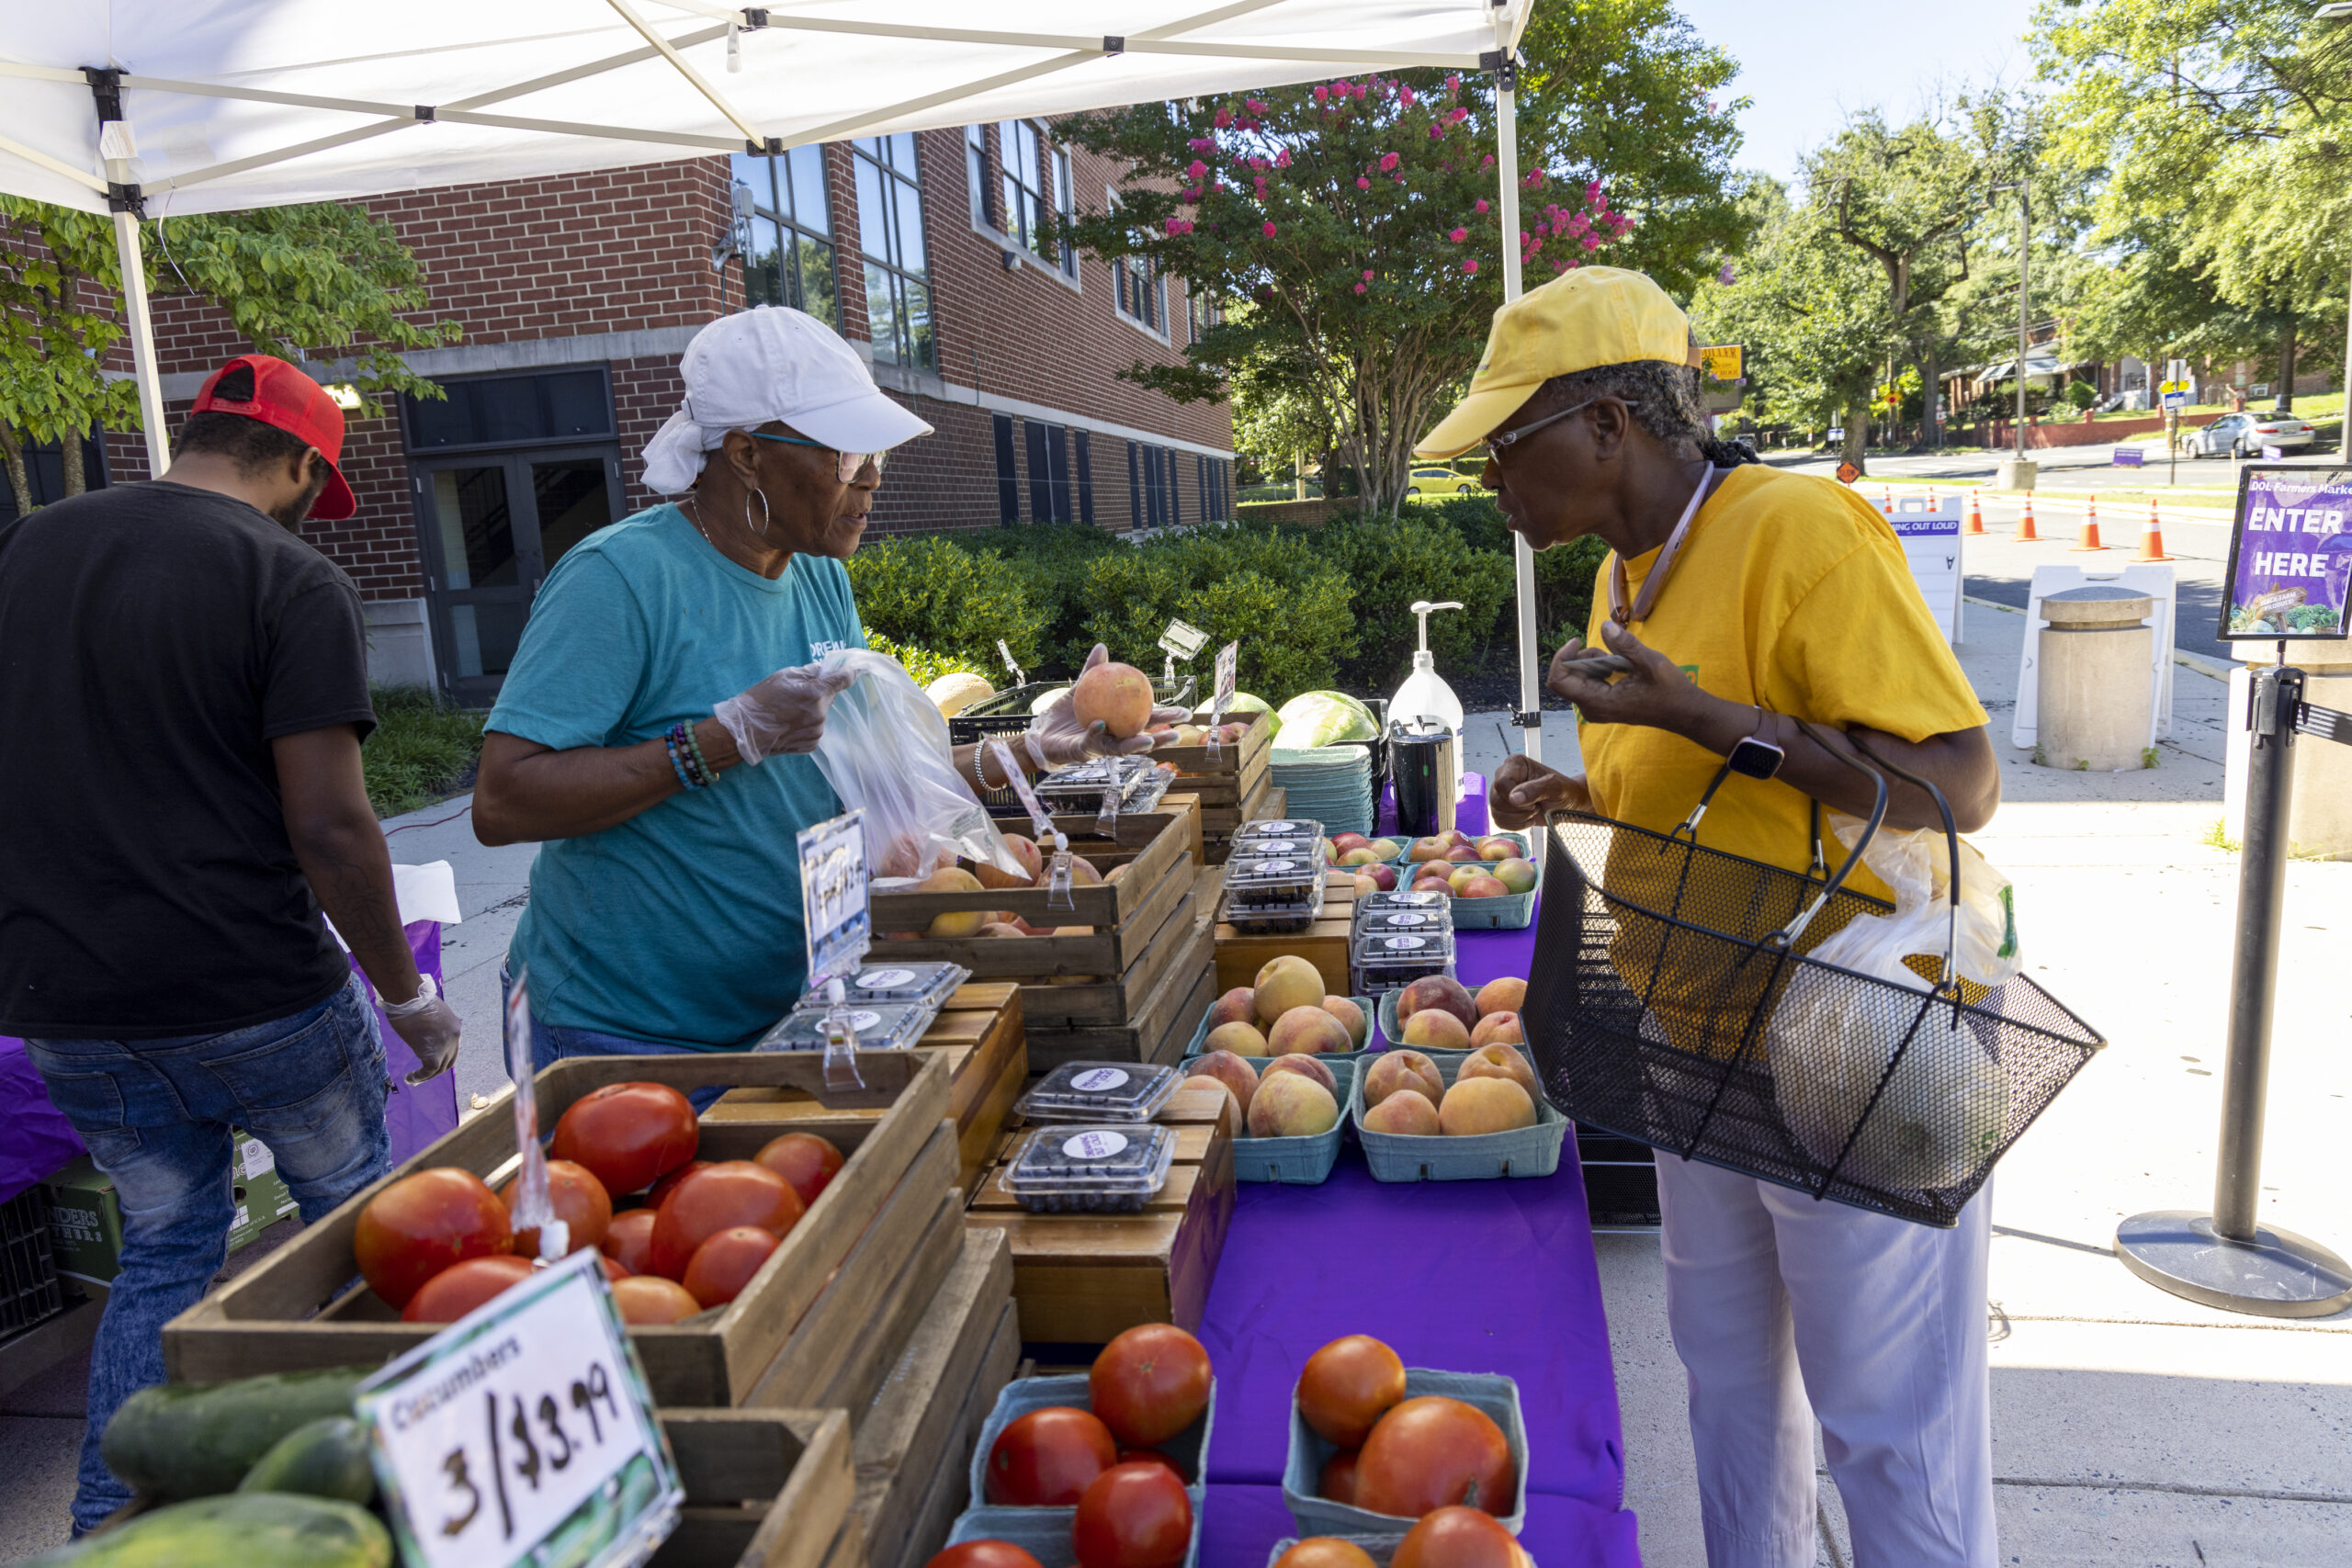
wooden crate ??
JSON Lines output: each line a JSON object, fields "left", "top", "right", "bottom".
{"left": 988, "top": 799, "right": 1202, "bottom": 867}
{"left": 650, "top": 1408, "right": 855, "bottom": 1568}
{"left": 851, "top": 1227, "right": 1021, "bottom": 1568}
{"left": 707, "top": 982, "right": 1027, "bottom": 1194}
{"left": 1214, "top": 868, "right": 1358, "bottom": 996}
{"left": 965, "top": 1087, "right": 1237, "bottom": 1344}
{"left": 163, "top": 1051, "right": 949, "bottom": 1408}
{"left": 1021, "top": 897, "right": 1216, "bottom": 1074}
{"left": 1202, "top": 781, "right": 1288, "bottom": 863}
{"left": 1158, "top": 708, "right": 1274, "bottom": 808}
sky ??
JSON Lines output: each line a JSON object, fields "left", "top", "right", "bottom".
{"left": 1670, "top": 0, "right": 2041, "bottom": 188}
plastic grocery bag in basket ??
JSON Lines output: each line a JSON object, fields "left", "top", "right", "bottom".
{"left": 810, "top": 649, "right": 1027, "bottom": 882}
{"left": 1770, "top": 816, "right": 2021, "bottom": 1190}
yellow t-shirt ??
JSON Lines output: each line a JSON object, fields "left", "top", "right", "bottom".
{"left": 1578, "top": 465, "right": 1988, "bottom": 880}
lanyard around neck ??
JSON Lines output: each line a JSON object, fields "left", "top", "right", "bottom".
{"left": 1608, "top": 466, "right": 1721, "bottom": 626}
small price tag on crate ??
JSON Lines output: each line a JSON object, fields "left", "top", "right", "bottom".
{"left": 356, "top": 1248, "right": 682, "bottom": 1568}
{"left": 799, "top": 808, "right": 873, "bottom": 1089}
{"left": 1207, "top": 639, "right": 1238, "bottom": 761}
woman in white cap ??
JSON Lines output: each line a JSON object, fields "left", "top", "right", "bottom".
{"left": 474, "top": 307, "right": 1171, "bottom": 1063}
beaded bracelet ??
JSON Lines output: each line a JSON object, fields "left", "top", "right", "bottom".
{"left": 668, "top": 722, "right": 712, "bottom": 789}
{"left": 682, "top": 721, "right": 717, "bottom": 785}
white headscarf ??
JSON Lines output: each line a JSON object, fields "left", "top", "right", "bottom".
{"left": 640, "top": 307, "right": 933, "bottom": 493}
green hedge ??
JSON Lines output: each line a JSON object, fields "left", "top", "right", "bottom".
{"left": 845, "top": 534, "right": 1047, "bottom": 672}
{"left": 1078, "top": 524, "right": 1357, "bottom": 700}
{"left": 863, "top": 633, "right": 991, "bottom": 689}
{"left": 363, "top": 686, "right": 483, "bottom": 818}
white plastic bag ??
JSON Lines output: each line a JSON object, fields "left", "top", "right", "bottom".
{"left": 1770, "top": 817, "right": 2018, "bottom": 1190}
{"left": 810, "top": 649, "right": 1026, "bottom": 883}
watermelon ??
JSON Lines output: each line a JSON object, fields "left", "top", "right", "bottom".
{"left": 1274, "top": 690, "right": 1378, "bottom": 747}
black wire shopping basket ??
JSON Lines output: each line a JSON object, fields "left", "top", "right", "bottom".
{"left": 1521, "top": 726, "right": 2106, "bottom": 1227}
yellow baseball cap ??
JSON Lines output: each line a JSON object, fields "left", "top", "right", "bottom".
{"left": 1415, "top": 266, "right": 1696, "bottom": 458}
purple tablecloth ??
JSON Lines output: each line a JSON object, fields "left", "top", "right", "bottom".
{"left": 1198, "top": 771, "right": 1642, "bottom": 1563}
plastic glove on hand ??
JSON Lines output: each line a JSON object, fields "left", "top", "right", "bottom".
{"left": 713, "top": 662, "right": 856, "bottom": 764}
{"left": 1025, "top": 644, "right": 1189, "bottom": 769}
{"left": 387, "top": 994, "right": 463, "bottom": 1084}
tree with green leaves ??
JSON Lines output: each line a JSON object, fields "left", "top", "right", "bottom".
{"left": 1064, "top": 0, "right": 1747, "bottom": 513}
{"left": 0, "top": 200, "right": 459, "bottom": 511}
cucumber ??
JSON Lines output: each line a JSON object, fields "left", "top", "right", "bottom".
{"left": 238, "top": 1416, "right": 375, "bottom": 1506}
{"left": 17, "top": 1493, "right": 390, "bottom": 1568}
{"left": 101, "top": 1368, "right": 371, "bottom": 1501}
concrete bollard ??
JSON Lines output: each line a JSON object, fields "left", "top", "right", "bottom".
{"left": 2036, "top": 586, "right": 2154, "bottom": 771}
{"left": 1997, "top": 457, "right": 2039, "bottom": 491}
{"left": 2225, "top": 650, "right": 2352, "bottom": 859}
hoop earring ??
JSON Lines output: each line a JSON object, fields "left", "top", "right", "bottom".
{"left": 744, "top": 488, "right": 771, "bottom": 538}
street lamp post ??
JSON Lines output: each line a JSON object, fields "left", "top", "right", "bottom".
{"left": 1991, "top": 175, "right": 2033, "bottom": 483}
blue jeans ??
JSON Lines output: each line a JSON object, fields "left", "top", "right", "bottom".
{"left": 25, "top": 975, "right": 390, "bottom": 1533}
{"left": 500, "top": 966, "right": 722, "bottom": 1110}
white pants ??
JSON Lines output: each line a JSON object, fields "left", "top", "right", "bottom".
{"left": 1656, "top": 1156, "right": 1996, "bottom": 1568}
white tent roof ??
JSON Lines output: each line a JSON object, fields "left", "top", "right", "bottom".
{"left": 1, "top": 1, "right": 1518, "bottom": 217}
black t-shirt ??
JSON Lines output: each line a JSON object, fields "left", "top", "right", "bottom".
{"left": 0, "top": 481, "right": 378, "bottom": 1038}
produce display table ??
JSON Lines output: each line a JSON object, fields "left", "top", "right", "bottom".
{"left": 1193, "top": 773, "right": 1646, "bottom": 1565}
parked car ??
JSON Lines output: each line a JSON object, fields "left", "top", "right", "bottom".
{"left": 2188, "top": 411, "right": 2315, "bottom": 458}
{"left": 1407, "top": 465, "right": 1481, "bottom": 496}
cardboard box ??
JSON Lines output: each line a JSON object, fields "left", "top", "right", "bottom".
{"left": 46, "top": 1133, "right": 296, "bottom": 1286}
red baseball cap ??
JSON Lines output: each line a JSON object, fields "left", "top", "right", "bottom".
{"left": 190, "top": 354, "right": 356, "bottom": 520}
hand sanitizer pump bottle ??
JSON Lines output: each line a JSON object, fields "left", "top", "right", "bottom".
{"left": 1388, "top": 600, "right": 1465, "bottom": 734}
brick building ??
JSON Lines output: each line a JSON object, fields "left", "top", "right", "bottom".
{"left": 98, "top": 125, "right": 1235, "bottom": 702}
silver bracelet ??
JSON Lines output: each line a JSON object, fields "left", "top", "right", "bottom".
{"left": 972, "top": 743, "right": 994, "bottom": 794}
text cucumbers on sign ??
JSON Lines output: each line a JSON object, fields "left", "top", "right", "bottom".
{"left": 2222, "top": 466, "right": 2352, "bottom": 640}
{"left": 355, "top": 1247, "right": 683, "bottom": 1568}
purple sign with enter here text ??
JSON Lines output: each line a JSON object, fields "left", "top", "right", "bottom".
{"left": 2222, "top": 466, "right": 2352, "bottom": 640}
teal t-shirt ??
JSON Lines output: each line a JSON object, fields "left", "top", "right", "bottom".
{"left": 488, "top": 504, "right": 864, "bottom": 1049}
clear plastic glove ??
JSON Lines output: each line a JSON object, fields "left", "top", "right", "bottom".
{"left": 1024, "top": 645, "right": 1192, "bottom": 770}
{"left": 383, "top": 977, "right": 462, "bottom": 1085}
{"left": 713, "top": 662, "right": 856, "bottom": 764}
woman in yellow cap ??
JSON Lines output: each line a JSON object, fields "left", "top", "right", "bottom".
{"left": 1419, "top": 266, "right": 2002, "bottom": 1568}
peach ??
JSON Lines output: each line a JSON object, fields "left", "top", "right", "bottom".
{"left": 1249, "top": 1072, "right": 1340, "bottom": 1138}
{"left": 1206, "top": 987, "right": 1256, "bottom": 1030}
{"left": 1204, "top": 1020, "right": 1270, "bottom": 1057}
{"left": 1456, "top": 874, "right": 1510, "bottom": 899}
{"left": 1321, "top": 996, "right": 1368, "bottom": 1049}
{"left": 1440, "top": 1076, "right": 1537, "bottom": 1134}
{"left": 976, "top": 921, "right": 1026, "bottom": 939}
{"left": 1068, "top": 856, "right": 1104, "bottom": 886}
{"left": 1183, "top": 1076, "right": 1242, "bottom": 1129}
{"left": 1189, "top": 1050, "right": 1260, "bottom": 1117}
{"left": 1260, "top": 1053, "right": 1337, "bottom": 1096}
{"left": 1070, "top": 660, "right": 1156, "bottom": 738}
{"left": 876, "top": 834, "right": 928, "bottom": 880}
{"left": 1253, "top": 955, "right": 1326, "bottom": 1024}
{"left": 1468, "top": 1011, "right": 1525, "bottom": 1050}
{"left": 1172, "top": 723, "right": 1208, "bottom": 745}
{"left": 1494, "top": 858, "right": 1538, "bottom": 895}
{"left": 1401, "top": 1008, "right": 1470, "bottom": 1052}
{"left": 1396, "top": 975, "right": 1476, "bottom": 1032}
{"left": 1363, "top": 1050, "right": 1443, "bottom": 1109}
{"left": 1475, "top": 977, "right": 1526, "bottom": 1016}
{"left": 1270, "top": 1005, "right": 1351, "bottom": 1056}
{"left": 1362, "top": 1089, "right": 1441, "bottom": 1136}
{"left": 1459, "top": 1043, "right": 1538, "bottom": 1099}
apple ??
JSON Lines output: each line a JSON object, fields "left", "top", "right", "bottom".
{"left": 1477, "top": 839, "right": 1516, "bottom": 863}
{"left": 1475, "top": 977, "right": 1526, "bottom": 1016}
{"left": 1459, "top": 1042, "right": 1539, "bottom": 1099}
{"left": 1206, "top": 987, "right": 1256, "bottom": 1031}
{"left": 1363, "top": 1049, "right": 1443, "bottom": 1109}
{"left": 1253, "top": 956, "right": 1326, "bottom": 1024}
{"left": 1269, "top": 1005, "right": 1351, "bottom": 1055}
{"left": 1189, "top": 1050, "right": 1260, "bottom": 1118}
{"left": 1332, "top": 832, "right": 1372, "bottom": 854}
{"left": 1442, "top": 845, "right": 1481, "bottom": 864}
{"left": 1396, "top": 976, "right": 1476, "bottom": 1032}
{"left": 1249, "top": 1072, "right": 1340, "bottom": 1138}
{"left": 1442, "top": 829, "right": 1473, "bottom": 849}
{"left": 1494, "top": 858, "right": 1538, "bottom": 895}
{"left": 1260, "top": 1053, "right": 1337, "bottom": 1096}
{"left": 1338, "top": 847, "right": 1384, "bottom": 868}
{"left": 1367, "top": 838, "right": 1403, "bottom": 861}
{"left": 1456, "top": 874, "right": 1510, "bottom": 899}
{"left": 1204, "top": 1020, "right": 1270, "bottom": 1057}
{"left": 1446, "top": 864, "right": 1485, "bottom": 894}
{"left": 1410, "top": 875, "right": 1454, "bottom": 897}
{"left": 1362, "top": 863, "right": 1398, "bottom": 892}
{"left": 1352, "top": 873, "right": 1381, "bottom": 899}
{"left": 1407, "top": 837, "right": 1450, "bottom": 863}
{"left": 976, "top": 921, "right": 1026, "bottom": 938}
{"left": 1468, "top": 1011, "right": 1524, "bottom": 1050}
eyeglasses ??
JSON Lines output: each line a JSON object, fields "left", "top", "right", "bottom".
{"left": 750, "top": 430, "right": 887, "bottom": 483}
{"left": 1487, "top": 395, "right": 1619, "bottom": 461}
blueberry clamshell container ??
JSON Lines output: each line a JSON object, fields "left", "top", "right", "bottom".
{"left": 1000, "top": 1122, "right": 1178, "bottom": 1213}
{"left": 1014, "top": 1060, "right": 1185, "bottom": 1123}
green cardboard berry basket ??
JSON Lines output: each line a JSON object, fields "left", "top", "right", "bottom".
{"left": 1388, "top": 829, "right": 1541, "bottom": 930}
{"left": 946, "top": 1505, "right": 1202, "bottom": 1568}
{"left": 967, "top": 1372, "right": 1213, "bottom": 1517}
{"left": 1372, "top": 990, "right": 1487, "bottom": 1069}
{"left": 1182, "top": 995, "right": 1384, "bottom": 1061}
{"left": 1264, "top": 1538, "right": 1408, "bottom": 1566}
{"left": 1348, "top": 1052, "right": 1567, "bottom": 1182}
{"left": 1281, "top": 1368, "right": 1530, "bottom": 1539}
{"left": 1181, "top": 995, "right": 1379, "bottom": 1184}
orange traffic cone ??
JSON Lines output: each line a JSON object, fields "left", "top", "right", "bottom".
{"left": 2015, "top": 495, "right": 2040, "bottom": 542}
{"left": 1882, "top": 486, "right": 1894, "bottom": 514}
{"left": 1928, "top": 485, "right": 1939, "bottom": 512}
{"left": 2136, "top": 498, "right": 2174, "bottom": 562}
{"left": 1965, "top": 492, "right": 1986, "bottom": 536}
{"left": 2073, "top": 493, "right": 2108, "bottom": 550}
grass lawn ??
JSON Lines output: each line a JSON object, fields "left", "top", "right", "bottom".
{"left": 364, "top": 686, "right": 485, "bottom": 818}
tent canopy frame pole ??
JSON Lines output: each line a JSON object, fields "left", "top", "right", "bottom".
{"left": 1488, "top": 6, "right": 1540, "bottom": 762}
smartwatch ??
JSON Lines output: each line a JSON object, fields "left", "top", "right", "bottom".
{"left": 1726, "top": 709, "right": 1785, "bottom": 781}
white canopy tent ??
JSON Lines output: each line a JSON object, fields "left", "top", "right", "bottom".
{"left": 0, "top": 0, "right": 1547, "bottom": 754}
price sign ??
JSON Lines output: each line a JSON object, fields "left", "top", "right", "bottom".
{"left": 502, "top": 969, "right": 560, "bottom": 1259}
{"left": 356, "top": 1249, "right": 682, "bottom": 1568}
{"left": 988, "top": 739, "right": 1056, "bottom": 842}
{"left": 997, "top": 638, "right": 1025, "bottom": 687}
{"left": 1206, "top": 640, "right": 1239, "bottom": 762}
{"left": 798, "top": 807, "right": 871, "bottom": 984}
{"left": 1158, "top": 619, "right": 1208, "bottom": 663}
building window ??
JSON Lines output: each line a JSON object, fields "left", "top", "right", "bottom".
{"left": 1116, "top": 251, "right": 1164, "bottom": 334}
{"left": 1075, "top": 431, "right": 1094, "bottom": 525}
{"left": 965, "top": 124, "right": 995, "bottom": 228}
{"left": 992, "top": 414, "right": 1019, "bottom": 523}
{"left": 854, "top": 133, "right": 934, "bottom": 370}
{"left": 1001, "top": 119, "right": 1046, "bottom": 254}
{"left": 1127, "top": 441, "right": 1142, "bottom": 529}
{"left": 1167, "top": 448, "right": 1181, "bottom": 522}
{"left": 1130, "top": 441, "right": 1178, "bottom": 528}
{"left": 403, "top": 367, "right": 614, "bottom": 452}
{"left": 1187, "top": 289, "right": 1221, "bottom": 346}
{"left": 729, "top": 145, "right": 836, "bottom": 326}
{"left": 1024, "top": 421, "right": 1073, "bottom": 524}
{"left": 1054, "top": 148, "right": 1078, "bottom": 276}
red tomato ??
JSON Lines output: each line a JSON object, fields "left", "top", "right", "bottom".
{"left": 1392, "top": 1506, "right": 1531, "bottom": 1568}
{"left": 355, "top": 1168, "right": 514, "bottom": 1308}
{"left": 1272, "top": 1540, "right": 1380, "bottom": 1568}
{"left": 1317, "top": 1449, "right": 1359, "bottom": 1506}
{"left": 1089, "top": 1324, "right": 1213, "bottom": 1448}
{"left": 922, "top": 1545, "right": 1046, "bottom": 1568}
{"left": 597, "top": 1254, "right": 630, "bottom": 1282}
{"left": 1297, "top": 1335, "right": 1406, "bottom": 1448}
{"left": 1355, "top": 1397, "right": 1516, "bottom": 1519}
{"left": 549, "top": 1082, "right": 699, "bottom": 1198}
{"left": 754, "top": 1133, "right": 845, "bottom": 1209}
{"left": 401, "top": 1255, "right": 535, "bottom": 1324}
{"left": 1071, "top": 1461, "right": 1192, "bottom": 1568}
{"left": 649, "top": 1162, "right": 801, "bottom": 1279}
{"left": 610, "top": 1274, "right": 701, "bottom": 1325}
{"left": 601, "top": 1209, "right": 658, "bottom": 1276}
{"left": 1116, "top": 1448, "right": 1190, "bottom": 1484}
{"left": 680, "top": 1225, "right": 782, "bottom": 1308}
{"left": 500, "top": 1158, "right": 613, "bottom": 1258}
{"left": 647, "top": 1158, "right": 711, "bottom": 1213}
{"left": 983, "top": 1407, "right": 1117, "bottom": 1506}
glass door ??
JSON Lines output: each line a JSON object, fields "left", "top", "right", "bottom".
{"left": 413, "top": 447, "right": 623, "bottom": 705}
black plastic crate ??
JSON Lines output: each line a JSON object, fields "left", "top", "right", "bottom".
{"left": 950, "top": 675, "right": 1196, "bottom": 814}
{"left": 1576, "top": 1128, "right": 1661, "bottom": 1230}
{"left": 0, "top": 1187, "right": 66, "bottom": 1336}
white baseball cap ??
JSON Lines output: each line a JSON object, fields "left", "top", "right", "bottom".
{"left": 640, "top": 306, "right": 933, "bottom": 492}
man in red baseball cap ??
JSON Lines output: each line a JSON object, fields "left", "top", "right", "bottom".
{"left": 0, "top": 353, "right": 462, "bottom": 1533}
